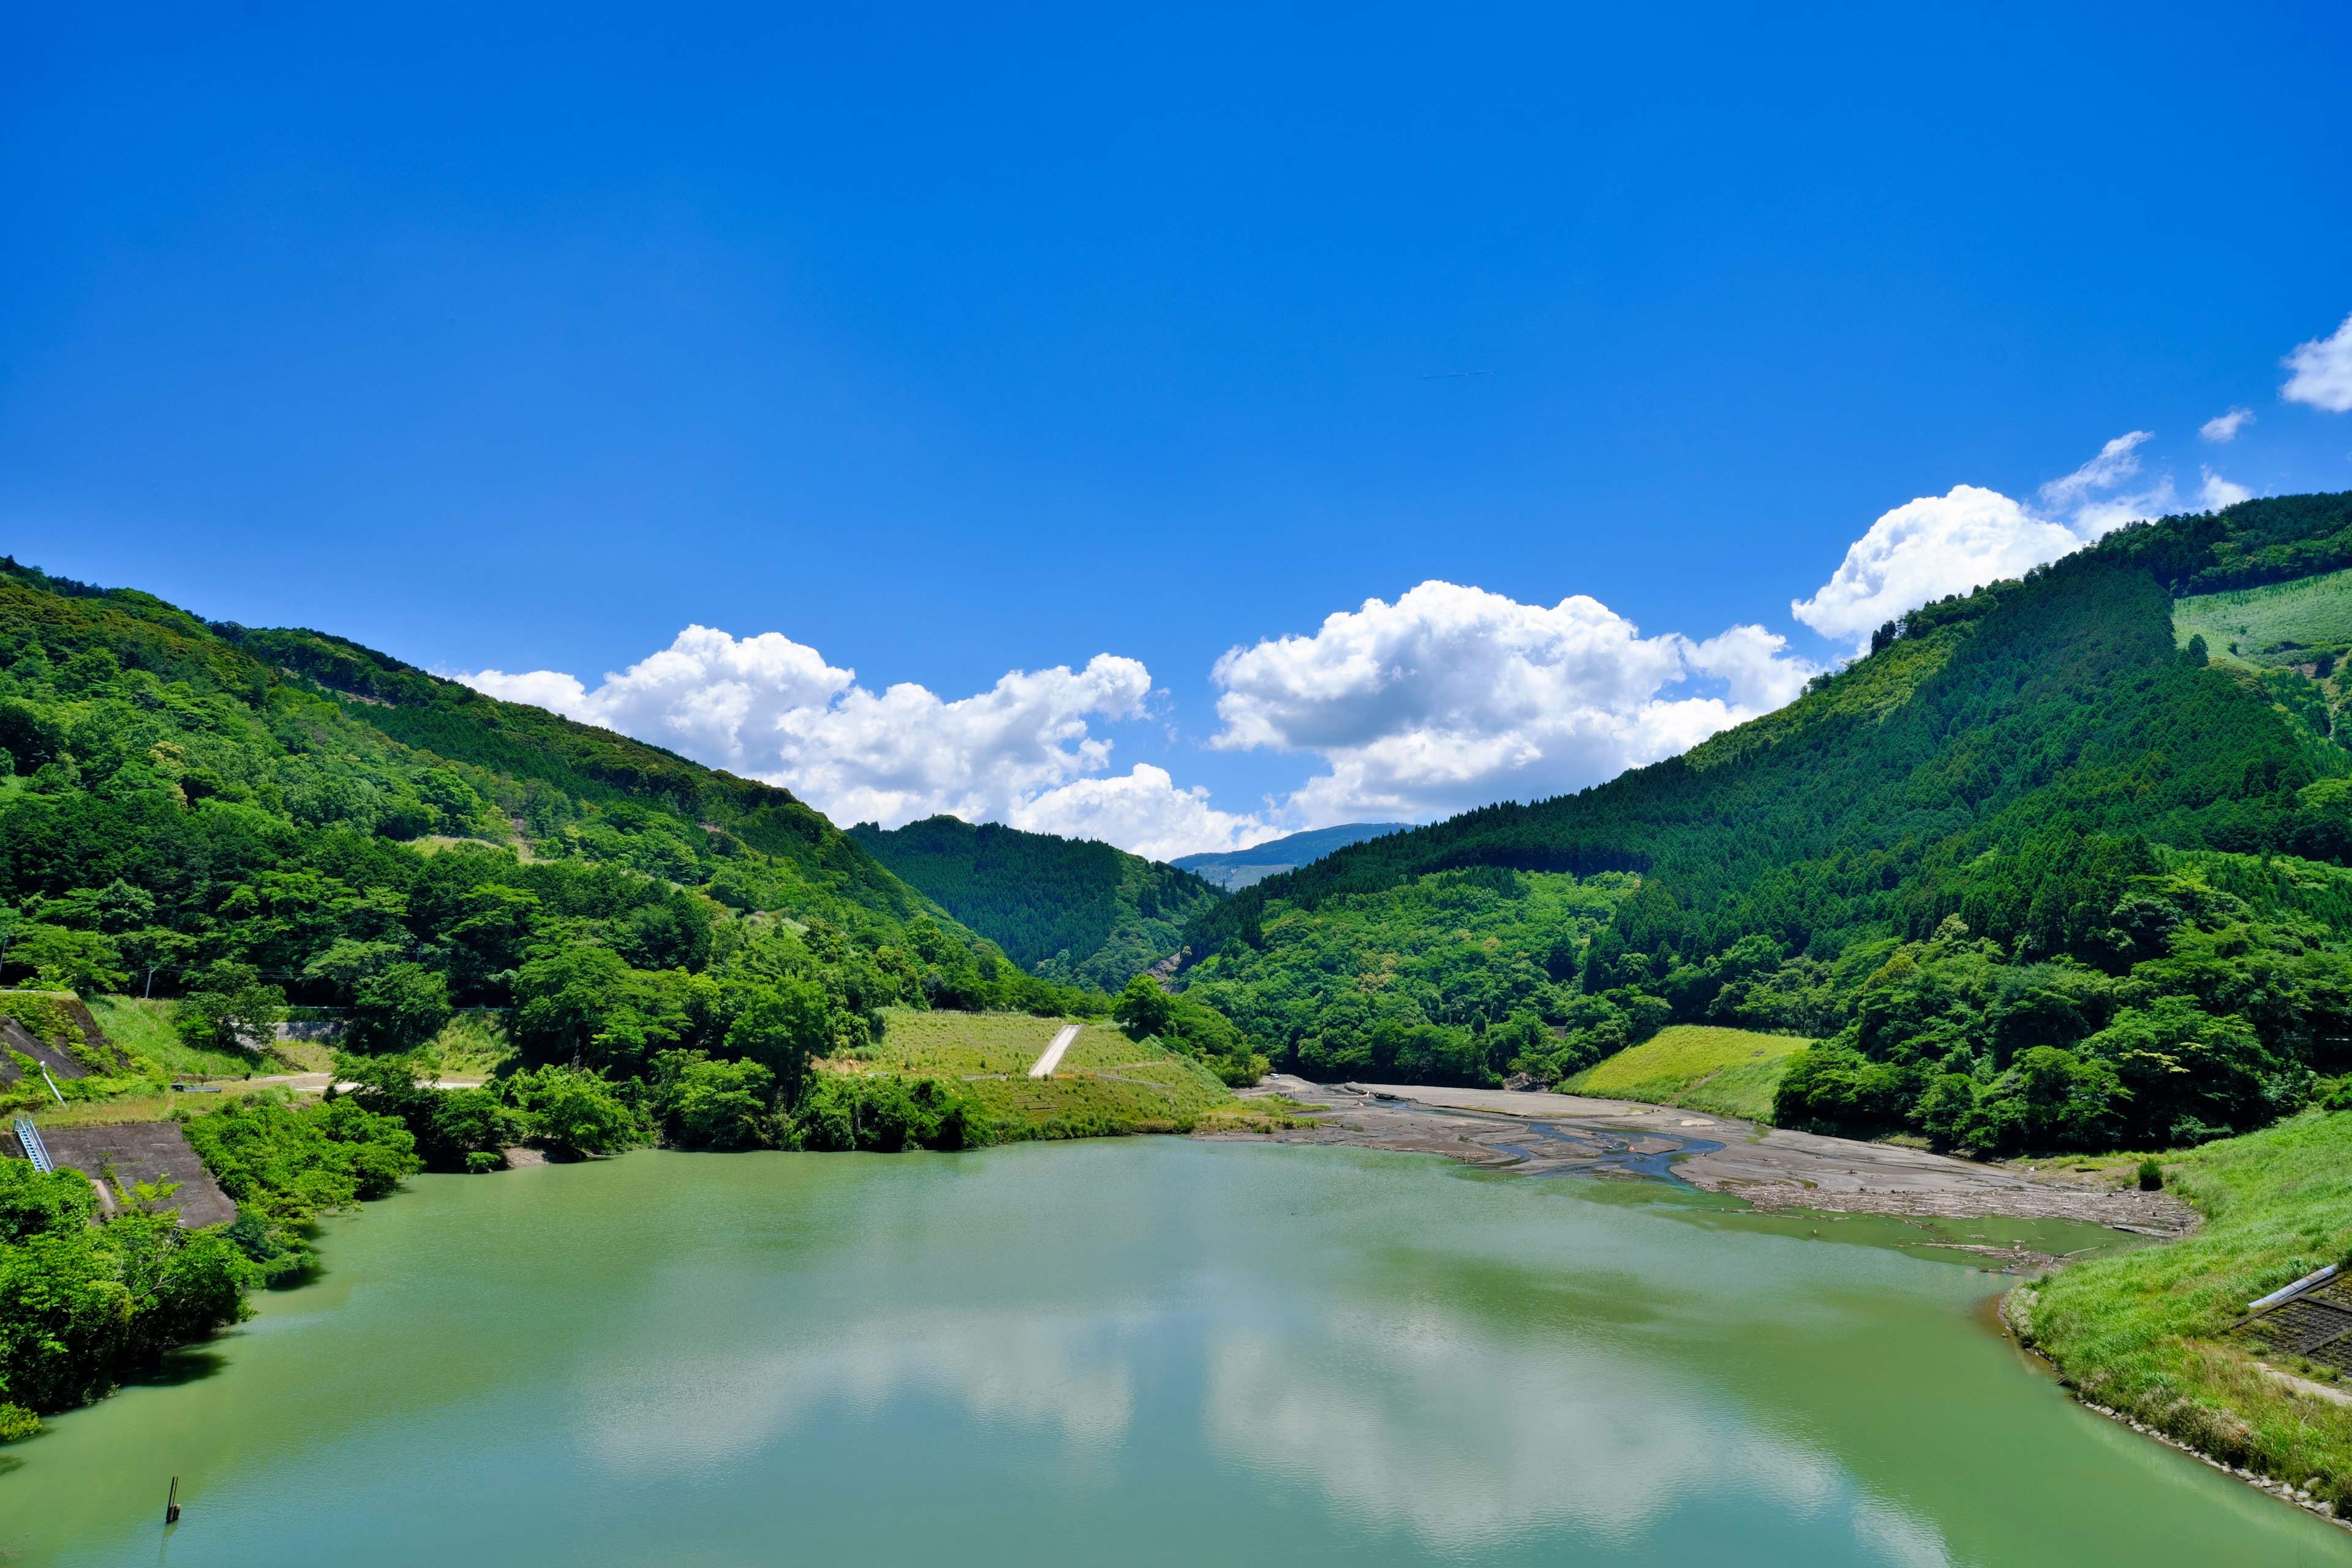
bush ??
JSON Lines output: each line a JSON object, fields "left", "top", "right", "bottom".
{"left": 497, "top": 1064, "right": 640, "bottom": 1156}
{"left": 2138, "top": 1158, "right": 2164, "bottom": 1190}
{"left": 651, "top": 1050, "right": 776, "bottom": 1150}
{"left": 0, "top": 1401, "right": 39, "bottom": 1442}
{"left": 174, "top": 962, "right": 286, "bottom": 1055}
{"left": 796, "top": 1073, "right": 982, "bottom": 1152}
{"left": 179, "top": 1093, "right": 422, "bottom": 1221}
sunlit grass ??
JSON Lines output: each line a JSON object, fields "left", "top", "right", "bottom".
{"left": 1562, "top": 1024, "right": 1808, "bottom": 1121}
{"left": 835, "top": 1009, "right": 1236, "bottom": 1136}
{"left": 2015, "top": 1109, "right": 2352, "bottom": 1509}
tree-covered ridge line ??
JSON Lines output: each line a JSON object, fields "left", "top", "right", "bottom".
{"left": 0, "top": 551, "right": 1159, "bottom": 1136}
{"left": 849, "top": 815, "right": 1224, "bottom": 990}
{"left": 1175, "top": 491, "right": 2352, "bottom": 1150}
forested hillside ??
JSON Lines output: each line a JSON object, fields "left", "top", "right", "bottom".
{"left": 1180, "top": 491, "right": 2352, "bottom": 1152}
{"left": 849, "top": 815, "right": 1222, "bottom": 990}
{"left": 0, "top": 556, "right": 1100, "bottom": 1120}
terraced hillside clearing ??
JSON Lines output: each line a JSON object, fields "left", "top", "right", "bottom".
{"left": 1561, "top": 1024, "right": 1809, "bottom": 1122}
{"left": 829, "top": 1009, "right": 1276, "bottom": 1140}
{"left": 2174, "top": 566, "right": 2352, "bottom": 669}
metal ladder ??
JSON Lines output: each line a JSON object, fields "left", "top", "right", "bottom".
{"left": 13, "top": 1117, "right": 52, "bottom": 1174}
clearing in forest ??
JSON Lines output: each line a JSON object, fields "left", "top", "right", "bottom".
{"left": 832, "top": 1009, "right": 1238, "bottom": 1138}
{"left": 1561, "top": 1024, "right": 1809, "bottom": 1122}
{"left": 2173, "top": 567, "right": 2352, "bottom": 668}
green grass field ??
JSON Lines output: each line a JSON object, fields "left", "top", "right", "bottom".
{"left": 846, "top": 1009, "right": 1239, "bottom": 1137}
{"left": 2174, "top": 568, "right": 2352, "bottom": 668}
{"left": 2013, "top": 1109, "right": 2352, "bottom": 1512}
{"left": 1560, "top": 1024, "right": 1807, "bottom": 1121}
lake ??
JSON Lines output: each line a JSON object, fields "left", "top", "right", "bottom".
{"left": 6, "top": 1139, "right": 2348, "bottom": 1566}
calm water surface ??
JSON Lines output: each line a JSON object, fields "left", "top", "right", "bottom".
{"left": 6, "top": 1140, "right": 2348, "bottom": 1566}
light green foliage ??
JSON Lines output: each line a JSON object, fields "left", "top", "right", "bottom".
{"left": 1564, "top": 1025, "right": 1808, "bottom": 1121}
{"left": 842, "top": 1011, "right": 1235, "bottom": 1139}
{"left": 87, "top": 995, "right": 252, "bottom": 1077}
{"left": 1183, "top": 868, "right": 1634, "bottom": 1086}
{"left": 2174, "top": 566, "right": 2352, "bottom": 671}
{"left": 423, "top": 1008, "right": 517, "bottom": 1077}
{"left": 0, "top": 1193, "right": 251, "bottom": 1418}
{"left": 12, "top": 924, "right": 126, "bottom": 992}
{"left": 650, "top": 1050, "right": 776, "bottom": 1150}
{"left": 179, "top": 1093, "right": 421, "bottom": 1223}
{"left": 494, "top": 1064, "right": 638, "bottom": 1156}
{"left": 2013, "top": 1107, "right": 2352, "bottom": 1510}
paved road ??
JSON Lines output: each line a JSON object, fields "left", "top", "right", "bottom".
{"left": 1027, "top": 1024, "right": 1081, "bottom": 1079}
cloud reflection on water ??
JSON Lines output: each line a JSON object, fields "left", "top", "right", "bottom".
{"left": 1204, "top": 1304, "right": 1954, "bottom": 1565}
{"left": 579, "top": 1308, "right": 1138, "bottom": 1476}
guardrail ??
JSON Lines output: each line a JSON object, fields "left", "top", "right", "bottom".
{"left": 13, "top": 1117, "right": 53, "bottom": 1174}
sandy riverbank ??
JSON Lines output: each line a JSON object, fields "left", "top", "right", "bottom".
{"left": 1207, "top": 1076, "right": 2196, "bottom": 1240}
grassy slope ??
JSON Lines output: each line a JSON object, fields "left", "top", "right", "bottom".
{"left": 81, "top": 995, "right": 266, "bottom": 1077}
{"left": 841, "top": 1009, "right": 1245, "bottom": 1137}
{"left": 2174, "top": 566, "right": 2352, "bottom": 668}
{"left": 2012, "top": 1110, "right": 2352, "bottom": 1509}
{"left": 1561, "top": 1025, "right": 1808, "bottom": 1121}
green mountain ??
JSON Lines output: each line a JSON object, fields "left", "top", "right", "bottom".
{"left": 848, "top": 815, "right": 1223, "bottom": 990}
{"left": 1171, "top": 822, "right": 1409, "bottom": 891}
{"left": 1180, "top": 491, "right": 2352, "bottom": 1153}
{"left": 0, "top": 556, "right": 1101, "bottom": 1100}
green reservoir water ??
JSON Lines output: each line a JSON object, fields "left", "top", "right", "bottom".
{"left": 6, "top": 1140, "right": 2348, "bottom": 1566}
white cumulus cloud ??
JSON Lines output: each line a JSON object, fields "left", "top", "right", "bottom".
{"left": 1792, "top": 432, "right": 2184, "bottom": 652}
{"left": 461, "top": 628, "right": 1279, "bottom": 858}
{"left": 1207, "top": 581, "right": 1812, "bottom": 821}
{"left": 2199, "top": 407, "right": 2254, "bottom": 442}
{"left": 2282, "top": 311, "right": 2352, "bottom": 413}
{"left": 2198, "top": 467, "right": 2252, "bottom": 510}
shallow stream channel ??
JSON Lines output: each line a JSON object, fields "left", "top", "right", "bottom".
{"left": 7, "top": 1139, "right": 2349, "bottom": 1565}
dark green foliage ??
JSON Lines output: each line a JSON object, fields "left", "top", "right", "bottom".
{"left": 343, "top": 962, "right": 451, "bottom": 1054}
{"left": 1179, "top": 492, "right": 2352, "bottom": 1145}
{"left": 173, "top": 960, "right": 287, "bottom": 1055}
{"left": 796, "top": 1071, "right": 980, "bottom": 1152}
{"left": 2138, "top": 1158, "right": 2164, "bottom": 1190}
{"left": 850, "top": 815, "right": 1223, "bottom": 989}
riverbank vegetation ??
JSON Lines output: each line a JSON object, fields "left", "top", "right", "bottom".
{"left": 0, "top": 1156, "right": 249, "bottom": 1441}
{"left": 2010, "top": 1104, "right": 2352, "bottom": 1515}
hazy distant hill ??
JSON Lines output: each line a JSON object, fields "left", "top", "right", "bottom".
{"left": 849, "top": 815, "right": 1224, "bottom": 989}
{"left": 1172, "top": 823, "right": 1409, "bottom": 890}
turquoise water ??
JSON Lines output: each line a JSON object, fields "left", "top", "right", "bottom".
{"left": 5, "top": 1139, "right": 2346, "bottom": 1566}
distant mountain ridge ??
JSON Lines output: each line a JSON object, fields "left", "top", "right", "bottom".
{"left": 1172, "top": 823, "right": 1409, "bottom": 890}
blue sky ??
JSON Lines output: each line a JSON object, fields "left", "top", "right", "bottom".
{"left": 5, "top": 2, "right": 2351, "bottom": 855}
